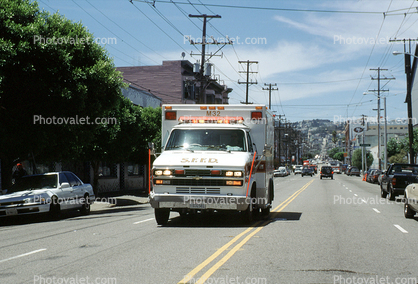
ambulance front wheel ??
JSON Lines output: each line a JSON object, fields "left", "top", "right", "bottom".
{"left": 155, "top": 208, "right": 170, "bottom": 225}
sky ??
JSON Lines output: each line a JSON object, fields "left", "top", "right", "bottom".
{"left": 36, "top": 0, "right": 418, "bottom": 123}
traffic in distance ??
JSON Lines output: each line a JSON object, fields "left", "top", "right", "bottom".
{"left": 275, "top": 158, "right": 418, "bottom": 220}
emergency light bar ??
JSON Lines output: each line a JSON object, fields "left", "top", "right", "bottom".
{"left": 178, "top": 116, "right": 244, "bottom": 124}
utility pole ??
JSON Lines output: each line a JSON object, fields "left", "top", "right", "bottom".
{"left": 262, "top": 83, "right": 278, "bottom": 109}
{"left": 389, "top": 38, "right": 416, "bottom": 164}
{"left": 361, "top": 114, "right": 366, "bottom": 176}
{"left": 369, "top": 67, "right": 395, "bottom": 170}
{"left": 238, "top": 60, "right": 258, "bottom": 104}
{"left": 276, "top": 114, "right": 285, "bottom": 167}
{"left": 188, "top": 14, "right": 221, "bottom": 103}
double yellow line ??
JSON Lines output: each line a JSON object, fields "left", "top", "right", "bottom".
{"left": 178, "top": 179, "right": 314, "bottom": 284}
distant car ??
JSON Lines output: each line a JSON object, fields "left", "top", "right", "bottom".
{"left": 348, "top": 167, "right": 360, "bottom": 176}
{"left": 274, "top": 168, "right": 286, "bottom": 177}
{"left": 365, "top": 169, "right": 378, "bottom": 182}
{"left": 378, "top": 171, "right": 385, "bottom": 185}
{"left": 320, "top": 166, "right": 333, "bottom": 179}
{"left": 404, "top": 183, "right": 418, "bottom": 219}
{"left": 301, "top": 167, "right": 314, "bottom": 177}
{"left": 0, "top": 171, "right": 95, "bottom": 219}
{"left": 294, "top": 165, "right": 303, "bottom": 175}
{"left": 345, "top": 166, "right": 352, "bottom": 175}
{"left": 370, "top": 170, "right": 382, "bottom": 183}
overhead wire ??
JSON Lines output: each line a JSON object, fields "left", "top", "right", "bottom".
{"left": 133, "top": 1, "right": 409, "bottom": 15}
{"left": 71, "top": 0, "right": 155, "bottom": 65}
{"left": 347, "top": 0, "right": 393, "bottom": 118}
{"left": 130, "top": 1, "right": 189, "bottom": 53}
{"left": 85, "top": 0, "right": 167, "bottom": 63}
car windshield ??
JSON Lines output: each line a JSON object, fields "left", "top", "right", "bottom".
{"left": 8, "top": 174, "right": 57, "bottom": 193}
{"left": 165, "top": 129, "right": 247, "bottom": 152}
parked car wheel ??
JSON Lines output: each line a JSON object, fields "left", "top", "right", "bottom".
{"left": 49, "top": 196, "right": 61, "bottom": 220}
{"left": 80, "top": 194, "right": 91, "bottom": 216}
{"left": 404, "top": 197, "right": 415, "bottom": 219}
{"left": 380, "top": 185, "right": 387, "bottom": 198}
{"left": 155, "top": 208, "right": 170, "bottom": 225}
{"left": 387, "top": 184, "right": 395, "bottom": 201}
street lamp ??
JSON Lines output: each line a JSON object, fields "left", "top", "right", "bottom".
{"left": 393, "top": 51, "right": 418, "bottom": 58}
{"left": 393, "top": 50, "right": 416, "bottom": 164}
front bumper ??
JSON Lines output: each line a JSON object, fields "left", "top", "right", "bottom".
{"left": 0, "top": 203, "right": 50, "bottom": 217}
{"left": 149, "top": 193, "right": 250, "bottom": 211}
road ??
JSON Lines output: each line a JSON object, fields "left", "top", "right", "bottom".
{"left": 1, "top": 173, "right": 418, "bottom": 284}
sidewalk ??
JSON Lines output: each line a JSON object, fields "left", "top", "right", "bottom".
{"left": 91, "top": 195, "right": 149, "bottom": 211}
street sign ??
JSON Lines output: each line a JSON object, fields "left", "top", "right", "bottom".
{"left": 360, "top": 144, "right": 371, "bottom": 146}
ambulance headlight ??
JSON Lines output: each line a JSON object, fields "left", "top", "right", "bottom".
{"left": 225, "top": 171, "right": 242, "bottom": 177}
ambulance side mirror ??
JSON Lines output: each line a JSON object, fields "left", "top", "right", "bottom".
{"left": 263, "top": 144, "right": 273, "bottom": 157}
{"left": 148, "top": 142, "right": 155, "bottom": 155}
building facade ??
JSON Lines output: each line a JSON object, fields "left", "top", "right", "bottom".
{"left": 117, "top": 60, "right": 231, "bottom": 105}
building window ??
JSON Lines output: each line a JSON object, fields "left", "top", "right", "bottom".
{"left": 127, "top": 163, "right": 143, "bottom": 176}
{"left": 98, "top": 162, "right": 117, "bottom": 178}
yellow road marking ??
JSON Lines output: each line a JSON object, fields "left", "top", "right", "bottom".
{"left": 178, "top": 180, "right": 314, "bottom": 284}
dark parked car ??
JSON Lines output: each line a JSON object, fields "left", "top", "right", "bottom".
{"left": 370, "top": 170, "right": 382, "bottom": 183}
{"left": 320, "top": 166, "right": 333, "bottom": 179}
{"left": 381, "top": 163, "right": 418, "bottom": 200}
{"left": 366, "top": 168, "right": 378, "bottom": 182}
{"left": 301, "top": 167, "right": 314, "bottom": 177}
{"left": 348, "top": 167, "right": 360, "bottom": 176}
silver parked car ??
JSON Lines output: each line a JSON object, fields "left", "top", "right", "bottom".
{"left": 0, "top": 171, "right": 95, "bottom": 219}
{"left": 404, "top": 183, "right": 418, "bottom": 219}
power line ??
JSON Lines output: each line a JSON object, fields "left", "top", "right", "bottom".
{"left": 71, "top": 0, "right": 155, "bottom": 65}
{"left": 130, "top": 1, "right": 189, "bottom": 53}
{"left": 85, "top": 0, "right": 166, "bottom": 63}
{"left": 133, "top": 0, "right": 406, "bottom": 14}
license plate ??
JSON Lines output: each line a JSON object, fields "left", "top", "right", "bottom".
{"left": 6, "top": 208, "right": 18, "bottom": 215}
{"left": 190, "top": 202, "right": 206, "bottom": 209}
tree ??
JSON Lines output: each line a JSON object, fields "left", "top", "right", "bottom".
{"left": 0, "top": 0, "right": 125, "bottom": 188}
{"left": 328, "top": 147, "right": 341, "bottom": 159}
{"left": 352, "top": 149, "right": 373, "bottom": 170}
{"left": 387, "top": 137, "right": 403, "bottom": 158}
{"left": 333, "top": 152, "right": 345, "bottom": 162}
{"left": 332, "top": 130, "right": 337, "bottom": 144}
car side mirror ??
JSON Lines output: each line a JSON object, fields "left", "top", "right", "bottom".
{"left": 61, "top": 182, "right": 71, "bottom": 189}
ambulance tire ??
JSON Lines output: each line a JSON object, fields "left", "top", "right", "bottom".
{"left": 261, "top": 180, "right": 273, "bottom": 218}
{"left": 241, "top": 203, "right": 253, "bottom": 224}
{"left": 155, "top": 208, "right": 170, "bottom": 225}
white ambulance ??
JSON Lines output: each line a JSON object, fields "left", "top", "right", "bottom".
{"left": 149, "top": 104, "right": 275, "bottom": 225}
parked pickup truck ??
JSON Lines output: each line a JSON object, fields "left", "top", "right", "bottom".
{"left": 380, "top": 163, "right": 418, "bottom": 201}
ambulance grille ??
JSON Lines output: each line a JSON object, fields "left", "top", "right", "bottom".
{"left": 184, "top": 169, "right": 211, "bottom": 176}
{"left": 172, "top": 179, "right": 224, "bottom": 186}
{"left": 176, "top": 187, "right": 221, "bottom": 194}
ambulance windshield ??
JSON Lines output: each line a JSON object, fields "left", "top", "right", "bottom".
{"left": 165, "top": 129, "right": 246, "bottom": 152}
